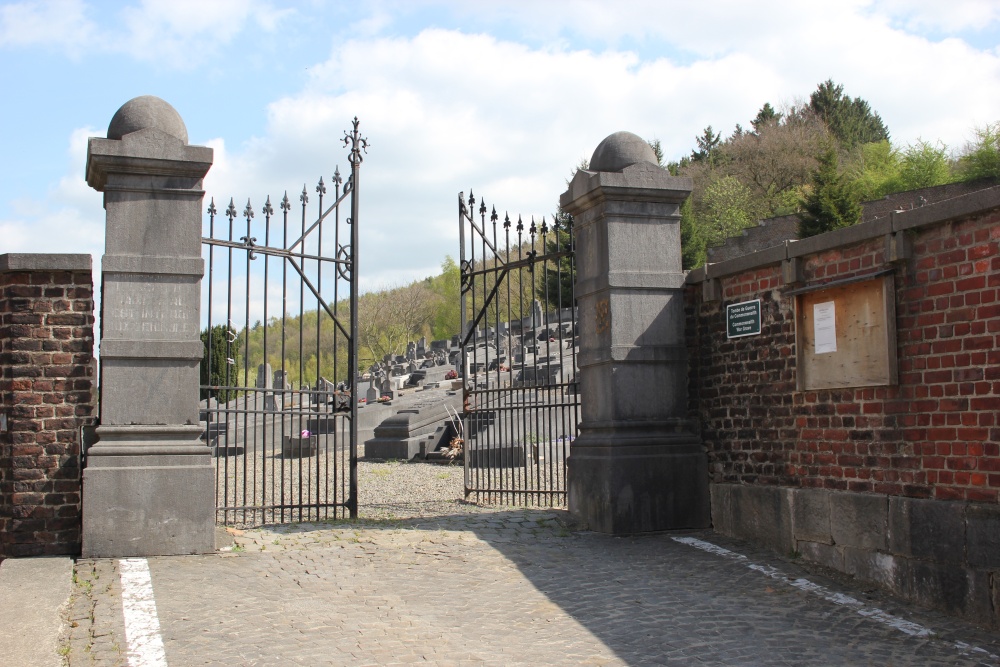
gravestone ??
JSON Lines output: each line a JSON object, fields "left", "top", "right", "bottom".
{"left": 366, "top": 384, "right": 379, "bottom": 404}
{"left": 82, "top": 96, "right": 215, "bottom": 557}
{"left": 417, "top": 336, "right": 427, "bottom": 356}
{"left": 257, "top": 362, "right": 275, "bottom": 411}
{"left": 406, "top": 341, "right": 417, "bottom": 361}
{"left": 561, "top": 130, "right": 708, "bottom": 534}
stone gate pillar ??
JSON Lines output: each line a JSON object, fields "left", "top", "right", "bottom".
{"left": 82, "top": 96, "right": 215, "bottom": 557}
{"left": 561, "top": 131, "right": 709, "bottom": 533}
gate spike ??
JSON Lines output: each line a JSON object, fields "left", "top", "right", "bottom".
{"left": 502, "top": 211, "right": 510, "bottom": 230}
{"left": 226, "top": 198, "right": 237, "bottom": 221}
{"left": 540, "top": 216, "right": 548, "bottom": 235}
{"left": 300, "top": 184, "right": 309, "bottom": 206}
{"left": 262, "top": 195, "right": 274, "bottom": 217}
{"left": 244, "top": 198, "right": 255, "bottom": 221}
{"left": 333, "top": 167, "right": 342, "bottom": 188}
{"left": 316, "top": 176, "right": 326, "bottom": 196}
{"left": 529, "top": 216, "right": 537, "bottom": 236}
{"left": 207, "top": 198, "right": 217, "bottom": 217}
{"left": 480, "top": 199, "right": 487, "bottom": 217}
{"left": 468, "top": 190, "right": 475, "bottom": 208}
{"left": 280, "top": 191, "right": 291, "bottom": 212}
{"left": 516, "top": 214, "right": 523, "bottom": 233}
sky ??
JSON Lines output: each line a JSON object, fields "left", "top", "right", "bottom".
{"left": 2, "top": 0, "right": 1000, "bottom": 296}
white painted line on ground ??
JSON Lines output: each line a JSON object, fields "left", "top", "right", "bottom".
{"left": 673, "top": 536, "right": 1000, "bottom": 662}
{"left": 119, "top": 558, "right": 169, "bottom": 667}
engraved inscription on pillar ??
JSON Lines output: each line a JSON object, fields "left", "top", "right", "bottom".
{"left": 103, "top": 274, "right": 198, "bottom": 339}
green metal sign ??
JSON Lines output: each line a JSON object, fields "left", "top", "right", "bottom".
{"left": 726, "top": 299, "right": 761, "bottom": 338}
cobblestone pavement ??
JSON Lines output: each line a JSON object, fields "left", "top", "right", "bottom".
{"left": 63, "top": 466, "right": 1000, "bottom": 666}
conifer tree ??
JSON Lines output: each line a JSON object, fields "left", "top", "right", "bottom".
{"left": 799, "top": 146, "right": 861, "bottom": 237}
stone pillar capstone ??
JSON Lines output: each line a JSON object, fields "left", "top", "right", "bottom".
{"left": 82, "top": 96, "right": 215, "bottom": 557}
{"left": 562, "top": 131, "right": 709, "bottom": 533}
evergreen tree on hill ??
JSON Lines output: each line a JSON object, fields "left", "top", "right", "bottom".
{"left": 799, "top": 145, "right": 862, "bottom": 237}
{"left": 809, "top": 79, "right": 889, "bottom": 149}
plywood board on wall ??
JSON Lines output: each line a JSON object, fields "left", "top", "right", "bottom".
{"left": 796, "top": 275, "right": 897, "bottom": 390}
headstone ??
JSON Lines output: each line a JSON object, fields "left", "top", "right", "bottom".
{"left": 533, "top": 299, "right": 544, "bottom": 328}
{"left": 82, "top": 96, "right": 215, "bottom": 557}
{"left": 406, "top": 341, "right": 417, "bottom": 361}
{"left": 417, "top": 337, "right": 427, "bottom": 356}
{"left": 366, "top": 384, "right": 379, "bottom": 404}
{"left": 273, "top": 370, "right": 289, "bottom": 390}
{"left": 257, "top": 363, "right": 275, "bottom": 411}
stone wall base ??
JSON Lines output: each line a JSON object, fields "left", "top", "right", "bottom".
{"left": 82, "top": 456, "right": 215, "bottom": 558}
{"left": 569, "top": 439, "right": 710, "bottom": 534}
{"left": 711, "top": 483, "right": 1000, "bottom": 628}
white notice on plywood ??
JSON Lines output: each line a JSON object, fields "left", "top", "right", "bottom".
{"left": 814, "top": 301, "right": 837, "bottom": 354}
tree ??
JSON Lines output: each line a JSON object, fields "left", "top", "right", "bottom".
{"left": 691, "top": 126, "right": 722, "bottom": 165}
{"left": 958, "top": 122, "right": 1000, "bottom": 182}
{"left": 680, "top": 198, "right": 706, "bottom": 270}
{"left": 536, "top": 211, "right": 575, "bottom": 310}
{"left": 799, "top": 146, "right": 862, "bottom": 237}
{"left": 898, "top": 139, "right": 952, "bottom": 190}
{"left": 427, "top": 256, "right": 461, "bottom": 341}
{"left": 201, "top": 324, "right": 241, "bottom": 402}
{"left": 647, "top": 139, "right": 664, "bottom": 166}
{"left": 808, "top": 79, "right": 889, "bottom": 148}
{"left": 701, "top": 175, "right": 767, "bottom": 246}
{"left": 751, "top": 102, "right": 782, "bottom": 134}
{"left": 847, "top": 140, "right": 901, "bottom": 201}
{"left": 357, "top": 283, "right": 436, "bottom": 366}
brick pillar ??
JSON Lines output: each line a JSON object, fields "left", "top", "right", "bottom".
{"left": 0, "top": 254, "right": 95, "bottom": 557}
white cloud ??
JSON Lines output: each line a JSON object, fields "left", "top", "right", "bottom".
{"left": 0, "top": 0, "right": 97, "bottom": 55}
{"left": 0, "top": 0, "right": 292, "bottom": 67}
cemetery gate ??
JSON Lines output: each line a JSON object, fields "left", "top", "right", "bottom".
{"left": 200, "top": 119, "right": 366, "bottom": 526}
{"left": 458, "top": 191, "right": 580, "bottom": 506}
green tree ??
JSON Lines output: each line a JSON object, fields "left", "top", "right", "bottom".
{"left": 428, "top": 256, "right": 462, "bottom": 341}
{"left": 201, "top": 324, "right": 241, "bottom": 402}
{"left": 958, "top": 122, "right": 1000, "bottom": 182}
{"left": 898, "top": 139, "right": 952, "bottom": 190}
{"left": 847, "top": 140, "right": 901, "bottom": 201}
{"left": 701, "top": 175, "right": 767, "bottom": 246}
{"left": 536, "top": 211, "right": 575, "bottom": 310}
{"left": 680, "top": 198, "right": 706, "bottom": 270}
{"left": 751, "top": 102, "right": 782, "bottom": 134}
{"left": 691, "top": 125, "right": 722, "bottom": 165}
{"left": 799, "top": 146, "right": 862, "bottom": 237}
{"left": 809, "top": 79, "right": 889, "bottom": 148}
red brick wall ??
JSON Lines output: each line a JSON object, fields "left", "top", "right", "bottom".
{"left": 0, "top": 263, "right": 95, "bottom": 557}
{"left": 687, "top": 208, "right": 1000, "bottom": 504}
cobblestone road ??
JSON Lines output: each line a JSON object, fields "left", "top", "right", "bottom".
{"left": 64, "top": 506, "right": 1000, "bottom": 666}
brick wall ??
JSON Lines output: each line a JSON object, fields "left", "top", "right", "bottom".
{"left": 684, "top": 187, "right": 1000, "bottom": 626}
{"left": 0, "top": 254, "right": 95, "bottom": 558}
{"left": 688, "top": 207, "right": 1000, "bottom": 502}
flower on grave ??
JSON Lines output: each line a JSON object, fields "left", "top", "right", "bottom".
{"left": 300, "top": 429, "right": 310, "bottom": 438}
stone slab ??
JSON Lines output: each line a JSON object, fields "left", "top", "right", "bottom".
{"left": 966, "top": 503, "right": 1000, "bottom": 569}
{"left": 82, "top": 460, "right": 215, "bottom": 557}
{"left": 0, "top": 557, "right": 72, "bottom": 667}
{"left": 888, "top": 496, "right": 966, "bottom": 565}
{"left": 829, "top": 492, "right": 888, "bottom": 551}
{"left": 791, "top": 487, "right": 832, "bottom": 545}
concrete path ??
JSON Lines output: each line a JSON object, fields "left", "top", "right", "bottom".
{"left": 0, "top": 556, "right": 73, "bottom": 667}
{"left": 61, "top": 508, "right": 1000, "bottom": 666}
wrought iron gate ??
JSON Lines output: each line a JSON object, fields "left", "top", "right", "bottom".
{"left": 458, "top": 191, "right": 580, "bottom": 506}
{"left": 200, "top": 119, "right": 366, "bottom": 526}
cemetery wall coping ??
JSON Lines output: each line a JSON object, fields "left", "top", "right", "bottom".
{"left": 0, "top": 254, "right": 92, "bottom": 273}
